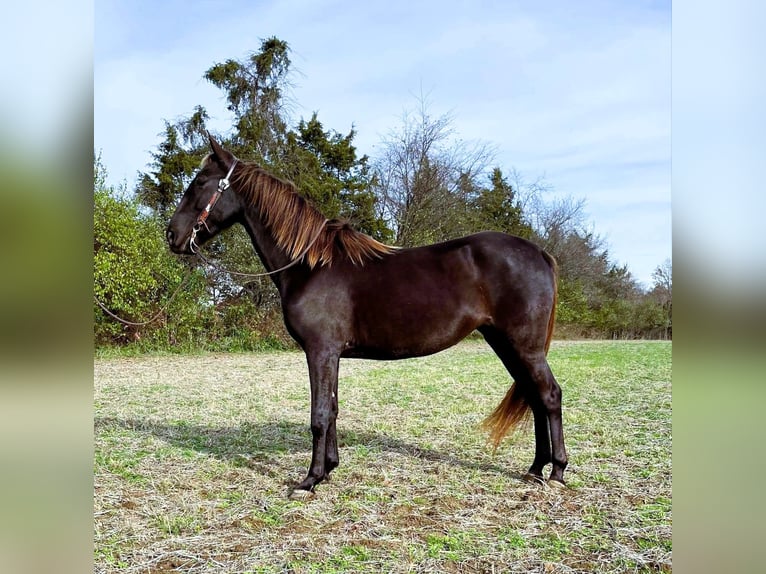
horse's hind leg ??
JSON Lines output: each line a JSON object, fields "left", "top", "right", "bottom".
{"left": 523, "top": 355, "right": 568, "bottom": 485}
{"left": 526, "top": 399, "right": 553, "bottom": 484}
{"left": 480, "top": 327, "right": 568, "bottom": 485}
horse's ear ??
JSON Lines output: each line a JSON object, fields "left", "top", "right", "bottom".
{"left": 207, "top": 132, "right": 235, "bottom": 168}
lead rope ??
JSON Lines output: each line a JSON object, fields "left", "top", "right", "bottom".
{"left": 93, "top": 269, "right": 195, "bottom": 327}
{"left": 94, "top": 220, "right": 328, "bottom": 326}
{"left": 192, "top": 218, "right": 328, "bottom": 278}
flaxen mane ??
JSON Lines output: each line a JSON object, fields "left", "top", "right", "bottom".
{"left": 212, "top": 157, "right": 395, "bottom": 268}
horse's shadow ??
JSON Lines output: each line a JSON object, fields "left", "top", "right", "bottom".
{"left": 95, "top": 416, "right": 523, "bottom": 482}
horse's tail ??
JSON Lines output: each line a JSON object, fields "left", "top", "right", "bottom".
{"left": 482, "top": 249, "right": 558, "bottom": 451}
{"left": 542, "top": 249, "right": 558, "bottom": 355}
{"left": 482, "top": 381, "right": 532, "bottom": 451}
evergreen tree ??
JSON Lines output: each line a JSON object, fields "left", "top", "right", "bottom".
{"left": 136, "top": 110, "right": 209, "bottom": 217}
{"left": 285, "top": 113, "right": 391, "bottom": 240}
{"left": 473, "top": 167, "right": 533, "bottom": 238}
{"left": 203, "top": 37, "right": 290, "bottom": 165}
{"left": 137, "top": 37, "right": 387, "bottom": 236}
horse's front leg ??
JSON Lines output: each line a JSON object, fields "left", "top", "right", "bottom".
{"left": 293, "top": 349, "right": 340, "bottom": 494}
{"left": 325, "top": 373, "right": 340, "bottom": 475}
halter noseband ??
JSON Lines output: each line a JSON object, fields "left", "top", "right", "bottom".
{"left": 189, "top": 159, "right": 238, "bottom": 253}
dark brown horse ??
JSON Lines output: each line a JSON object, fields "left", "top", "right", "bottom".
{"left": 167, "top": 135, "right": 568, "bottom": 494}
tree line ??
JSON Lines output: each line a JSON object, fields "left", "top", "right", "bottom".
{"left": 94, "top": 37, "right": 671, "bottom": 352}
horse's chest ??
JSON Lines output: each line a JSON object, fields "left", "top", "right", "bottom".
{"left": 283, "top": 285, "right": 353, "bottom": 333}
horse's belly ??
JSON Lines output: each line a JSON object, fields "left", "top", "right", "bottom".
{"left": 345, "top": 298, "right": 486, "bottom": 359}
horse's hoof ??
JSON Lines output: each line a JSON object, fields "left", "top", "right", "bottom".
{"left": 547, "top": 479, "right": 567, "bottom": 490}
{"left": 522, "top": 473, "right": 546, "bottom": 486}
{"left": 288, "top": 488, "right": 315, "bottom": 501}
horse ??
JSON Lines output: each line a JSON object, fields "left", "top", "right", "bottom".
{"left": 166, "top": 134, "right": 568, "bottom": 495}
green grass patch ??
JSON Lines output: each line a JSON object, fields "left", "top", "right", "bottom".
{"left": 95, "top": 340, "right": 672, "bottom": 573}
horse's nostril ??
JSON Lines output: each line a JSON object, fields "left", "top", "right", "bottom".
{"left": 166, "top": 229, "right": 175, "bottom": 244}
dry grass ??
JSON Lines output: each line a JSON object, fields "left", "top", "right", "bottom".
{"left": 94, "top": 340, "right": 671, "bottom": 573}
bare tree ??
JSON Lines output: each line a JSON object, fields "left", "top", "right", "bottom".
{"left": 652, "top": 259, "right": 672, "bottom": 298}
{"left": 531, "top": 196, "right": 610, "bottom": 285}
{"left": 504, "top": 167, "right": 552, "bottom": 223}
{"left": 651, "top": 259, "right": 672, "bottom": 338}
{"left": 372, "top": 95, "right": 495, "bottom": 246}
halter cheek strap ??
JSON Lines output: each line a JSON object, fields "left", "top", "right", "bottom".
{"left": 190, "top": 159, "right": 238, "bottom": 252}
{"left": 196, "top": 159, "right": 238, "bottom": 228}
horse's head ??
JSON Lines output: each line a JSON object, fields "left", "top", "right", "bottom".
{"left": 166, "top": 135, "right": 242, "bottom": 254}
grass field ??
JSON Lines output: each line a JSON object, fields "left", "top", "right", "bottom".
{"left": 94, "top": 340, "right": 671, "bottom": 573}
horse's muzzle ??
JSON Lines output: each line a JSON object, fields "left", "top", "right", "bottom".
{"left": 166, "top": 226, "right": 191, "bottom": 254}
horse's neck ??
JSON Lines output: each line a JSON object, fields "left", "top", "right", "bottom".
{"left": 241, "top": 208, "right": 295, "bottom": 282}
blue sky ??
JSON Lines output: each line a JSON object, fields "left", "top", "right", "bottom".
{"left": 95, "top": 0, "right": 670, "bottom": 287}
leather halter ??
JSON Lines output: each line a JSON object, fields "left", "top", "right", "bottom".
{"left": 189, "top": 159, "right": 238, "bottom": 253}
